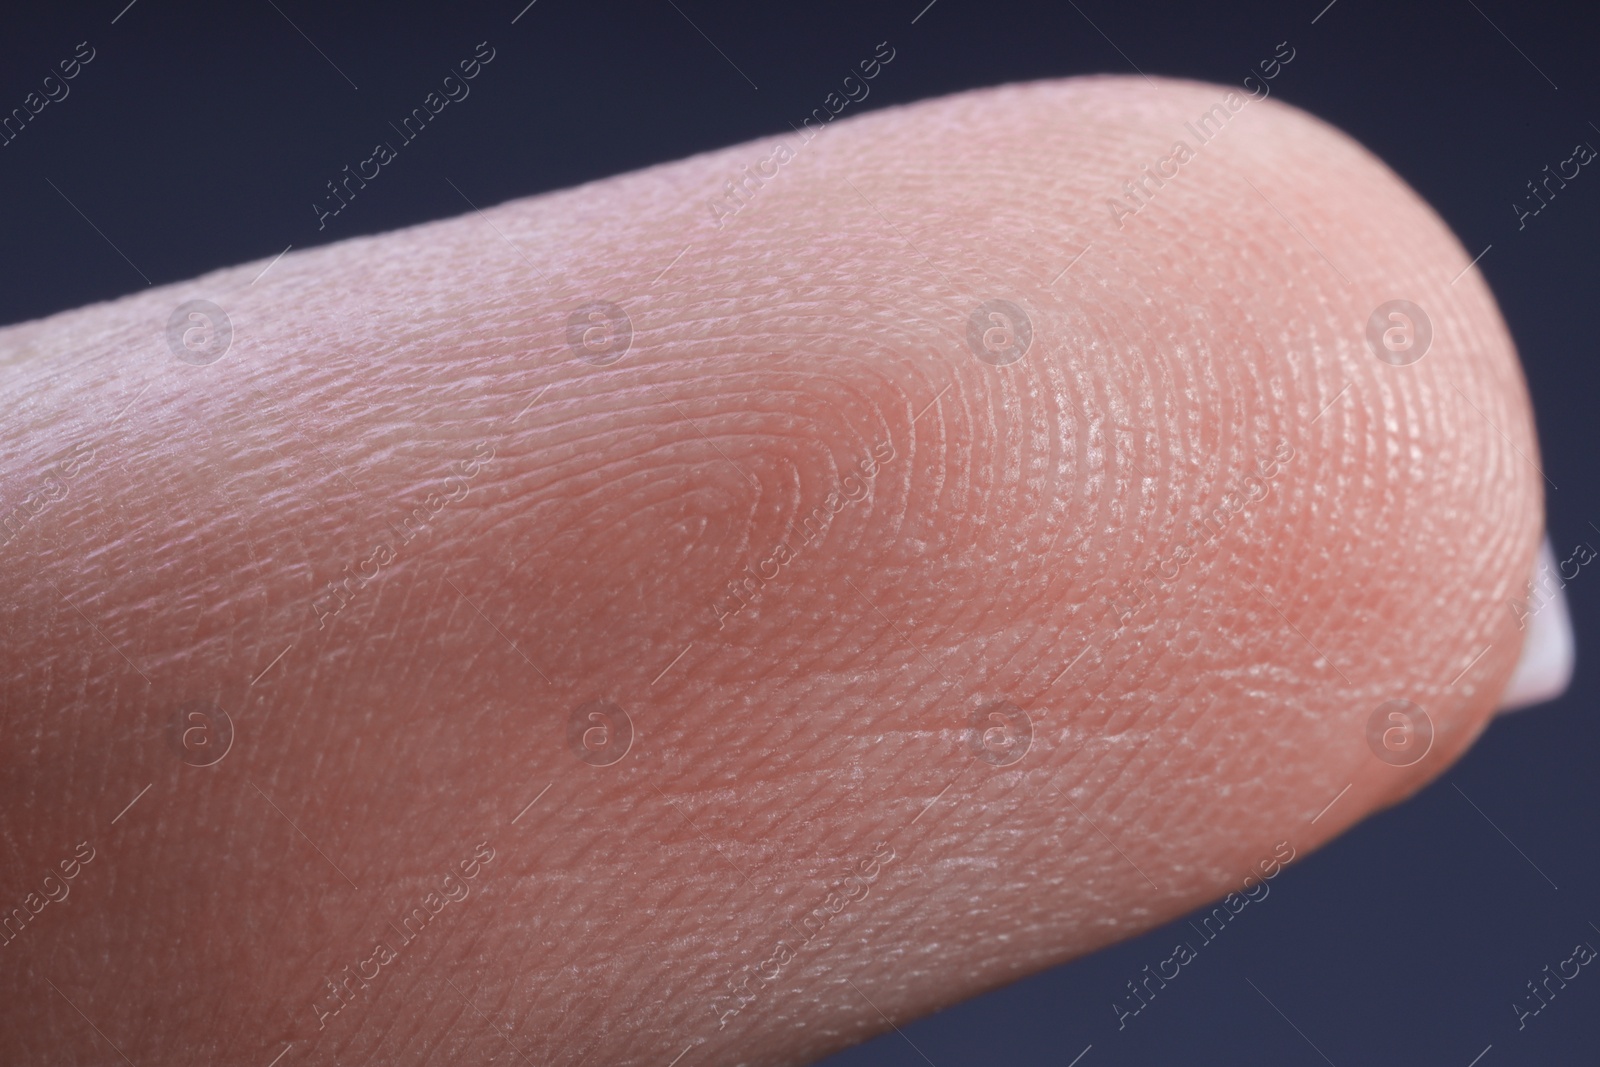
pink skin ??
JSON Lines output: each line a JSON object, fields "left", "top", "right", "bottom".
{"left": 0, "top": 76, "right": 1539, "bottom": 1065}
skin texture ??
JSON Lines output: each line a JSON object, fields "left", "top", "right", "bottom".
{"left": 0, "top": 75, "right": 1540, "bottom": 1065}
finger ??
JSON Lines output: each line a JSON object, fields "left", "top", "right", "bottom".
{"left": 0, "top": 74, "right": 1551, "bottom": 1066}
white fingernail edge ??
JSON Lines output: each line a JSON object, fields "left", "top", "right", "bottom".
{"left": 1497, "top": 536, "right": 1576, "bottom": 713}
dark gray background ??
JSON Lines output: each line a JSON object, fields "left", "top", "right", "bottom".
{"left": 1, "top": 1, "right": 1594, "bottom": 1063}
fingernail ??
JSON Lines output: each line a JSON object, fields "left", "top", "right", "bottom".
{"left": 1496, "top": 537, "right": 1575, "bottom": 714}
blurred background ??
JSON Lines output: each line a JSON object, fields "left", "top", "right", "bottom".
{"left": 1, "top": 0, "right": 1595, "bottom": 1063}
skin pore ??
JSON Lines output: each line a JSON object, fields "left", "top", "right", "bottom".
{"left": 0, "top": 76, "right": 1540, "bottom": 1065}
